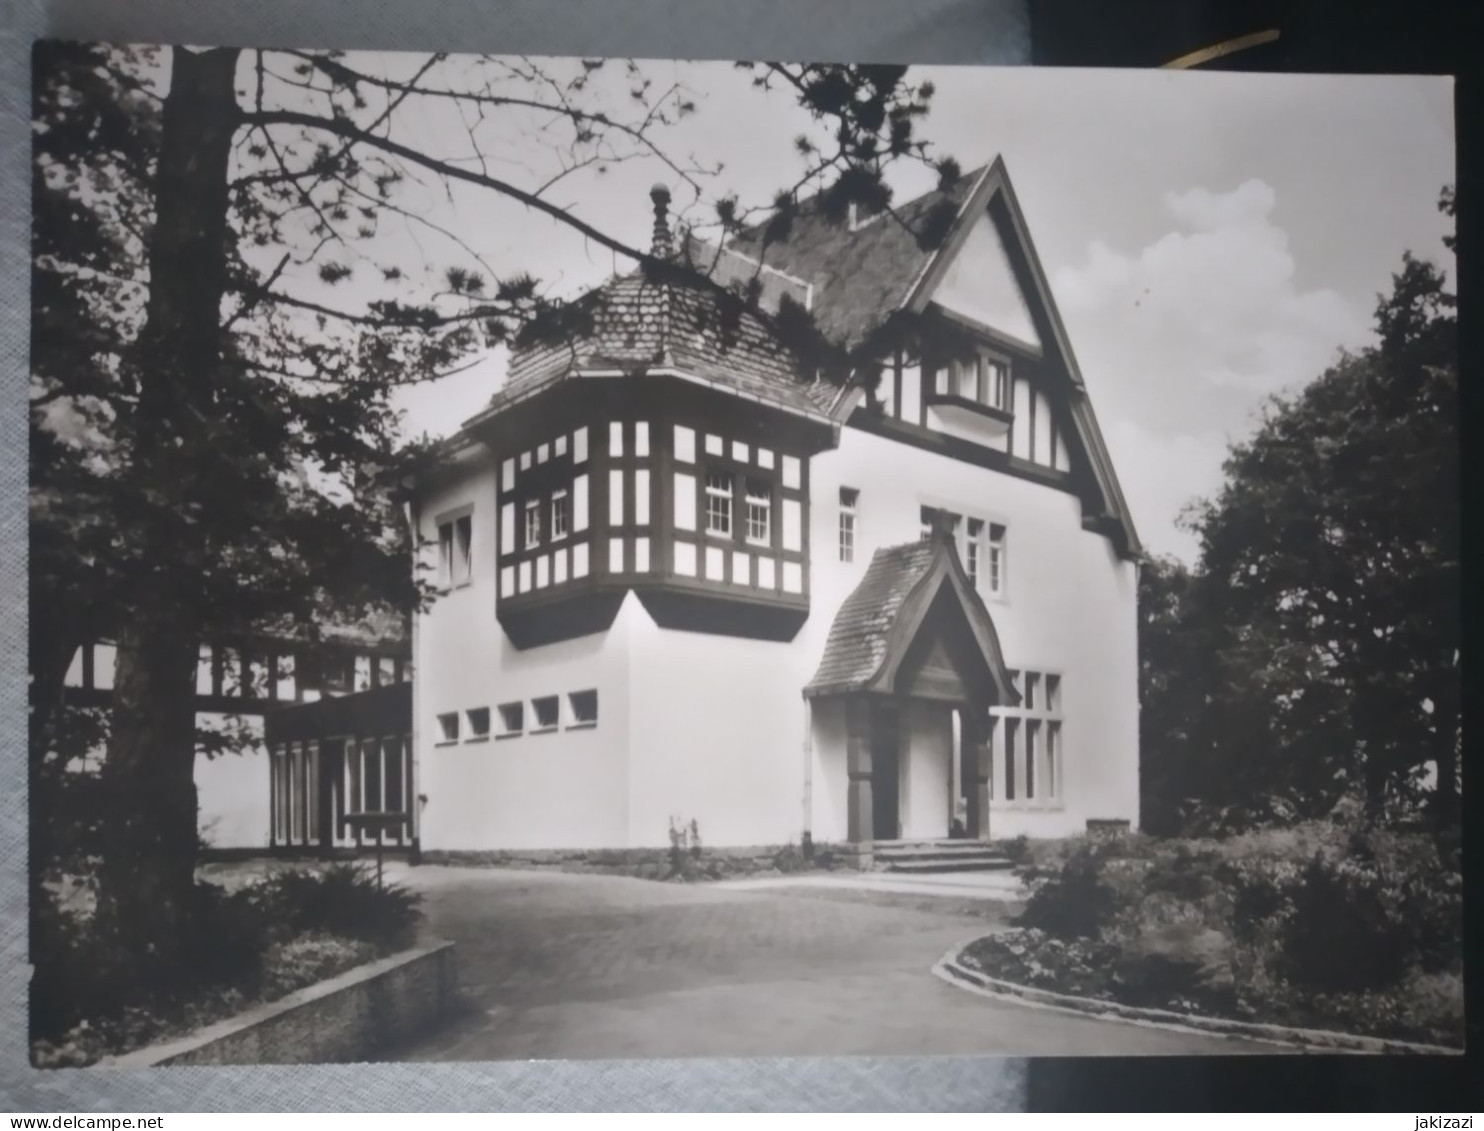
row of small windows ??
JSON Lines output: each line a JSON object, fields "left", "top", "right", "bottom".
{"left": 436, "top": 690, "right": 598, "bottom": 744}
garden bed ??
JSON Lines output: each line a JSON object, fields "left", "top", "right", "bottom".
{"left": 32, "top": 863, "right": 425, "bottom": 1068}
{"left": 962, "top": 821, "right": 1463, "bottom": 1050}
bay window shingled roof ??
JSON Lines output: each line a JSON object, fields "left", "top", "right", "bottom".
{"left": 486, "top": 169, "right": 989, "bottom": 424}
{"left": 804, "top": 539, "right": 938, "bottom": 696}
{"left": 493, "top": 270, "right": 832, "bottom": 420}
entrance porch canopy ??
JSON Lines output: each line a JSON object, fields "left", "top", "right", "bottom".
{"left": 804, "top": 520, "right": 1019, "bottom": 843}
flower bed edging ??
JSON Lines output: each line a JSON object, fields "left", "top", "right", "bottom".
{"left": 932, "top": 941, "right": 1462, "bottom": 1056}
{"left": 95, "top": 940, "right": 458, "bottom": 1067}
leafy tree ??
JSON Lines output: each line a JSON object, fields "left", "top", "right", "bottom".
{"left": 31, "top": 43, "right": 958, "bottom": 971}
{"left": 1158, "top": 188, "right": 1458, "bottom": 830}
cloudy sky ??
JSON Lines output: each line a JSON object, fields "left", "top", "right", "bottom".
{"left": 358, "top": 60, "right": 1454, "bottom": 563}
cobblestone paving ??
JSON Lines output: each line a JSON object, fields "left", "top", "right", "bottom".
{"left": 392, "top": 866, "right": 1278, "bottom": 1060}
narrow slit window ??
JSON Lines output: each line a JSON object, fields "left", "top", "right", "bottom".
{"left": 839, "top": 487, "right": 858, "bottom": 563}
{"left": 987, "top": 523, "right": 1007, "bottom": 595}
{"left": 966, "top": 518, "right": 984, "bottom": 586}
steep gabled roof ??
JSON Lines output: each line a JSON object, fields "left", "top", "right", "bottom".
{"left": 724, "top": 168, "right": 988, "bottom": 353}
{"left": 805, "top": 531, "right": 1017, "bottom": 705}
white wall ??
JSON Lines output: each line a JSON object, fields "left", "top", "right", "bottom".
{"left": 411, "top": 404, "right": 1138, "bottom": 850}
{"left": 806, "top": 426, "right": 1139, "bottom": 840}
{"left": 626, "top": 600, "right": 807, "bottom": 848}
{"left": 932, "top": 210, "right": 1041, "bottom": 349}
{"left": 414, "top": 452, "right": 633, "bottom": 851}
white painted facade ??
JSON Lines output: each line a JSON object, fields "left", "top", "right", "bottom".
{"left": 411, "top": 393, "right": 1139, "bottom": 850}
{"left": 407, "top": 160, "right": 1142, "bottom": 851}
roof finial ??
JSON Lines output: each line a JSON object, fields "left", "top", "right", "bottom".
{"left": 649, "top": 183, "right": 673, "bottom": 260}
{"left": 930, "top": 508, "right": 959, "bottom": 546}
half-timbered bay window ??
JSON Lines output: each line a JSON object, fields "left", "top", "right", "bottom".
{"left": 991, "top": 669, "right": 1063, "bottom": 807}
{"left": 485, "top": 377, "right": 829, "bottom": 647}
{"left": 497, "top": 424, "right": 592, "bottom": 604}
{"left": 838, "top": 487, "right": 858, "bottom": 563}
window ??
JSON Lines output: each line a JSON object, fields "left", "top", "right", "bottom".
{"left": 524, "top": 498, "right": 542, "bottom": 549}
{"left": 991, "top": 670, "right": 1063, "bottom": 806}
{"left": 568, "top": 689, "right": 599, "bottom": 727}
{"left": 987, "top": 522, "right": 1007, "bottom": 595}
{"left": 466, "top": 707, "right": 491, "bottom": 741}
{"left": 979, "top": 353, "right": 1009, "bottom": 410}
{"left": 532, "top": 695, "right": 560, "bottom": 731}
{"left": 436, "top": 712, "right": 459, "bottom": 744}
{"left": 438, "top": 514, "right": 473, "bottom": 588}
{"left": 705, "top": 471, "right": 733, "bottom": 537}
{"left": 497, "top": 702, "right": 524, "bottom": 737}
{"left": 744, "top": 478, "right": 771, "bottom": 545}
{"left": 550, "top": 489, "right": 570, "bottom": 541}
{"left": 966, "top": 518, "right": 983, "bottom": 585}
{"left": 839, "top": 487, "right": 858, "bottom": 562}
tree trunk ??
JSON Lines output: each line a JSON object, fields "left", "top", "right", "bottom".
{"left": 93, "top": 46, "right": 241, "bottom": 965}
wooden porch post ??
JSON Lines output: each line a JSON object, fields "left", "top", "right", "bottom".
{"left": 965, "top": 707, "right": 992, "bottom": 840}
{"left": 844, "top": 695, "right": 874, "bottom": 867}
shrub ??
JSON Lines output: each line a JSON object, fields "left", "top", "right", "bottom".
{"left": 1017, "top": 843, "right": 1119, "bottom": 940}
{"left": 250, "top": 863, "right": 422, "bottom": 952}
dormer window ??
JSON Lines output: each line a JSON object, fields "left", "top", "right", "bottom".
{"left": 950, "top": 351, "right": 1009, "bottom": 411}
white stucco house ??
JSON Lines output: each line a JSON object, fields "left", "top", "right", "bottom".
{"left": 403, "top": 156, "right": 1144, "bottom": 861}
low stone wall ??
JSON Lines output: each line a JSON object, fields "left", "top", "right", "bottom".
{"left": 99, "top": 941, "right": 458, "bottom": 1068}
{"left": 420, "top": 841, "right": 866, "bottom": 878}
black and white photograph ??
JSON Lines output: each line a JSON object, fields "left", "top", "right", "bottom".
{"left": 27, "top": 43, "right": 1460, "bottom": 1067}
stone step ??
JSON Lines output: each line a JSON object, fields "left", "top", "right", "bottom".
{"left": 882, "top": 856, "right": 1018, "bottom": 875}
{"left": 874, "top": 839, "right": 1004, "bottom": 855}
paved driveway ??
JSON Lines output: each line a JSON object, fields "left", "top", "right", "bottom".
{"left": 393, "top": 866, "right": 1278, "bottom": 1060}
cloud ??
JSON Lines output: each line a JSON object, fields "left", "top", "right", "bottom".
{"left": 1054, "top": 179, "right": 1374, "bottom": 562}
{"left": 1103, "top": 419, "right": 1229, "bottom": 564}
